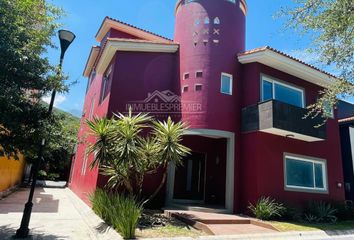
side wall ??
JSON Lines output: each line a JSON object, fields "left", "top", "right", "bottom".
{"left": 0, "top": 153, "right": 25, "bottom": 193}
{"left": 240, "top": 62, "right": 345, "bottom": 211}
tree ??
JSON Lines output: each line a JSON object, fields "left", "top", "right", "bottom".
{"left": 86, "top": 110, "right": 191, "bottom": 204}
{"left": 279, "top": 0, "right": 353, "bottom": 117}
{"left": 0, "top": 0, "right": 66, "bottom": 157}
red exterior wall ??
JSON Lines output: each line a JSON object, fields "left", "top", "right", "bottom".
{"left": 69, "top": 71, "right": 111, "bottom": 204}
{"left": 239, "top": 62, "right": 345, "bottom": 211}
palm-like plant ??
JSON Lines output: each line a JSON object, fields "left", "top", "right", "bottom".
{"left": 85, "top": 109, "right": 190, "bottom": 202}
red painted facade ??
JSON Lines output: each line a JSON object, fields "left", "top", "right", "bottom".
{"left": 70, "top": 0, "right": 345, "bottom": 212}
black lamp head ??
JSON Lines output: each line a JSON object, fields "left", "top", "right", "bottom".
{"left": 58, "top": 30, "right": 76, "bottom": 59}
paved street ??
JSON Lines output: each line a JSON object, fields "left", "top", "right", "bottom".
{"left": 0, "top": 187, "right": 121, "bottom": 240}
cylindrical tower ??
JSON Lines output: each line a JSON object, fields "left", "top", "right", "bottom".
{"left": 175, "top": 0, "right": 247, "bottom": 131}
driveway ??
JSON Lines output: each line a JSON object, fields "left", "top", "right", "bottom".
{"left": 0, "top": 187, "right": 121, "bottom": 240}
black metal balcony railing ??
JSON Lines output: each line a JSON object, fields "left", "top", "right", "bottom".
{"left": 241, "top": 100, "right": 326, "bottom": 141}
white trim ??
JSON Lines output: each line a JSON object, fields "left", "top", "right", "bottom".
{"left": 183, "top": 72, "right": 190, "bottom": 80}
{"left": 221, "top": 72, "right": 233, "bottom": 95}
{"left": 238, "top": 49, "right": 336, "bottom": 88}
{"left": 96, "top": 40, "right": 179, "bottom": 75}
{"left": 83, "top": 47, "right": 100, "bottom": 77}
{"left": 96, "top": 18, "right": 172, "bottom": 43}
{"left": 261, "top": 75, "right": 305, "bottom": 108}
{"left": 166, "top": 129, "right": 235, "bottom": 213}
{"left": 195, "top": 70, "right": 203, "bottom": 78}
{"left": 182, "top": 85, "right": 189, "bottom": 93}
{"left": 284, "top": 153, "right": 328, "bottom": 193}
{"left": 81, "top": 153, "right": 88, "bottom": 176}
{"left": 195, "top": 84, "right": 203, "bottom": 91}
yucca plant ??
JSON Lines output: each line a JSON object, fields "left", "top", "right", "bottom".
{"left": 304, "top": 201, "right": 338, "bottom": 223}
{"left": 89, "top": 189, "right": 142, "bottom": 239}
{"left": 248, "top": 196, "right": 286, "bottom": 220}
{"left": 86, "top": 108, "right": 191, "bottom": 203}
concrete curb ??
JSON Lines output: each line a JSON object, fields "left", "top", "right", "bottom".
{"left": 64, "top": 188, "right": 123, "bottom": 240}
{"left": 141, "top": 230, "right": 354, "bottom": 240}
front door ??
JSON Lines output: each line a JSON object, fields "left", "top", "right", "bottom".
{"left": 173, "top": 152, "right": 206, "bottom": 201}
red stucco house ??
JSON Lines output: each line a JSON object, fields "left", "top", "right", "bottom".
{"left": 69, "top": 0, "right": 345, "bottom": 213}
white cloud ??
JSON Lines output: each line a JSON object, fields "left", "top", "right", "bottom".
{"left": 42, "top": 94, "right": 67, "bottom": 107}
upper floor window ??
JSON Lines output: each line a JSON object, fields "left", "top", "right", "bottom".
{"left": 183, "top": 73, "right": 190, "bottom": 80}
{"left": 100, "top": 65, "right": 112, "bottom": 103}
{"left": 86, "top": 71, "right": 96, "bottom": 94}
{"left": 221, "top": 73, "right": 233, "bottom": 95}
{"left": 261, "top": 76, "right": 304, "bottom": 108}
{"left": 196, "top": 71, "right": 203, "bottom": 78}
{"left": 285, "top": 154, "right": 327, "bottom": 193}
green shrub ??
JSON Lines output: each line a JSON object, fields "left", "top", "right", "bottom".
{"left": 89, "top": 189, "right": 142, "bottom": 239}
{"left": 248, "top": 196, "right": 286, "bottom": 220}
{"left": 38, "top": 170, "right": 47, "bottom": 180}
{"left": 304, "top": 201, "right": 337, "bottom": 223}
{"left": 47, "top": 173, "right": 60, "bottom": 181}
{"left": 333, "top": 201, "right": 354, "bottom": 221}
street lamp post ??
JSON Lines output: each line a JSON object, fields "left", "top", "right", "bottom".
{"left": 15, "top": 30, "right": 75, "bottom": 239}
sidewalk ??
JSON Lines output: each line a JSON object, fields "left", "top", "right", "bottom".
{"left": 0, "top": 187, "right": 122, "bottom": 240}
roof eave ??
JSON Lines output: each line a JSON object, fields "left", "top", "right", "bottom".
{"left": 238, "top": 49, "right": 336, "bottom": 88}
{"left": 83, "top": 46, "right": 100, "bottom": 77}
{"left": 95, "top": 17, "right": 172, "bottom": 43}
{"left": 95, "top": 39, "right": 179, "bottom": 75}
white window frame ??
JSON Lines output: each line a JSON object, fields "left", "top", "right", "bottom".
{"left": 284, "top": 153, "right": 328, "bottom": 193}
{"left": 182, "top": 85, "right": 189, "bottom": 93}
{"left": 81, "top": 153, "right": 88, "bottom": 175}
{"left": 196, "top": 71, "right": 203, "bottom": 78}
{"left": 261, "top": 75, "right": 305, "bottom": 108}
{"left": 220, "top": 73, "right": 233, "bottom": 95}
{"left": 88, "top": 96, "right": 95, "bottom": 120}
{"left": 183, "top": 72, "right": 190, "bottom": 80}
{"left": 195, "top": 84, "right": 203, "bottom": 91}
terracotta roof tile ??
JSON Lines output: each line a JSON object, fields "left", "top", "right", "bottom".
{"left": 97, "top": 16, "right": 173, "bottom": 42}
{"left": 238, "top": 46, "right": 337, "bottom": 79}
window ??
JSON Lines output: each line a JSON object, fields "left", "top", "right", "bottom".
{"left": 81, "top": 153, "right": 88, "bottom": 175}
{"left": 183, "top": 73, "right": 190, "bottom": 80}
{"left": 182, "top": 85, "right": 189, "bottom": 93}
{"left": 194, "top": 19, "right": 200, "bottom": 26}
{"left": 227, "top": 0, "right": 236, "bottom": 3}
{"left": 195, "top": 84, "right": 203, "bottom": 91}
{"left": 285, "top": 154, "right": 327, "bottom": 193}
{"left": 88, "top": 97, "right": 95, "bottom": 120}
{"left": 221, "top": 73, "right": 233, "bottom": 95}
{"left": 100, "top": 65, "right": 112, "bottom": 103}
{"left": 262, "top": 76, "right": 304, "bottom": 108}
{"left": 323, "top": 101, "right": 334, "bottom": 118}
{"left": 86, "top": 71, "right": 96, "bottom": 94}
{"left": 196, "top": 71, "right": 203, "bottom": 78}
{"left": 214, "top": 17, "right": 220, "bottom": 25}
{"left": 204, "top": 17, "right": 210, "bottom": 25}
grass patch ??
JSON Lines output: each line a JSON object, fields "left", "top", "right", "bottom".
{"left": 136, "top": 224, "right": 204, "bottom": 238}
{"left": 271, "top": 220, "right": 354, "bottom": 232}
{"left": 136, "top": 210, "right": 205, "bottom": 238}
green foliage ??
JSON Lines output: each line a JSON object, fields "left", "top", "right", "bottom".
{"left": 0, "top": 0, "right": 68, "bottom": 158}
{"left": 304, "top": 201, "right": 337, "bottom": 223}
{"left": 86, "top": 109, "right": 190, "bottom": 202}
{"left": 279, "top": 0, "right": 354, "bottom": 117}
{"left": 89, "top": 189, "right": 142, "bottom": 239}
{"left": 248, "top": 196, "right": 286, "bottom": 220}
{"left": 47, "top": 173, "right": 60, "bottom": 181}
{"left": 333, "top": 201, "right": 354, "bottom": 221}
{"left": 38, "top": 170, "right": 47, "bottom": 180}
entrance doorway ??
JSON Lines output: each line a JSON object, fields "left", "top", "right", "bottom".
{"left": 173, "top": 152, "right": 206, "bottom": 202}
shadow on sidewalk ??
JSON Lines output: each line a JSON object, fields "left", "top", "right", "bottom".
{"left": 0, "top": 225, "right": 66, "bottom": 240}
{"left": 0, "top": 188, "right": 59, "bottom": 214}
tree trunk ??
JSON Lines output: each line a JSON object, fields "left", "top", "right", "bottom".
{"left": 143, "top": 166, "right": 167, "bottom": 205}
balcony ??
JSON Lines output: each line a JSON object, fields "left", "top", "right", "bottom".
{"left": 241, "top": 100, "right": 326, "bottom": 142}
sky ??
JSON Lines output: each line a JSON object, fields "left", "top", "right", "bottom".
{"left": 44, "top": 0, "right": 348, "bottom": 117}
